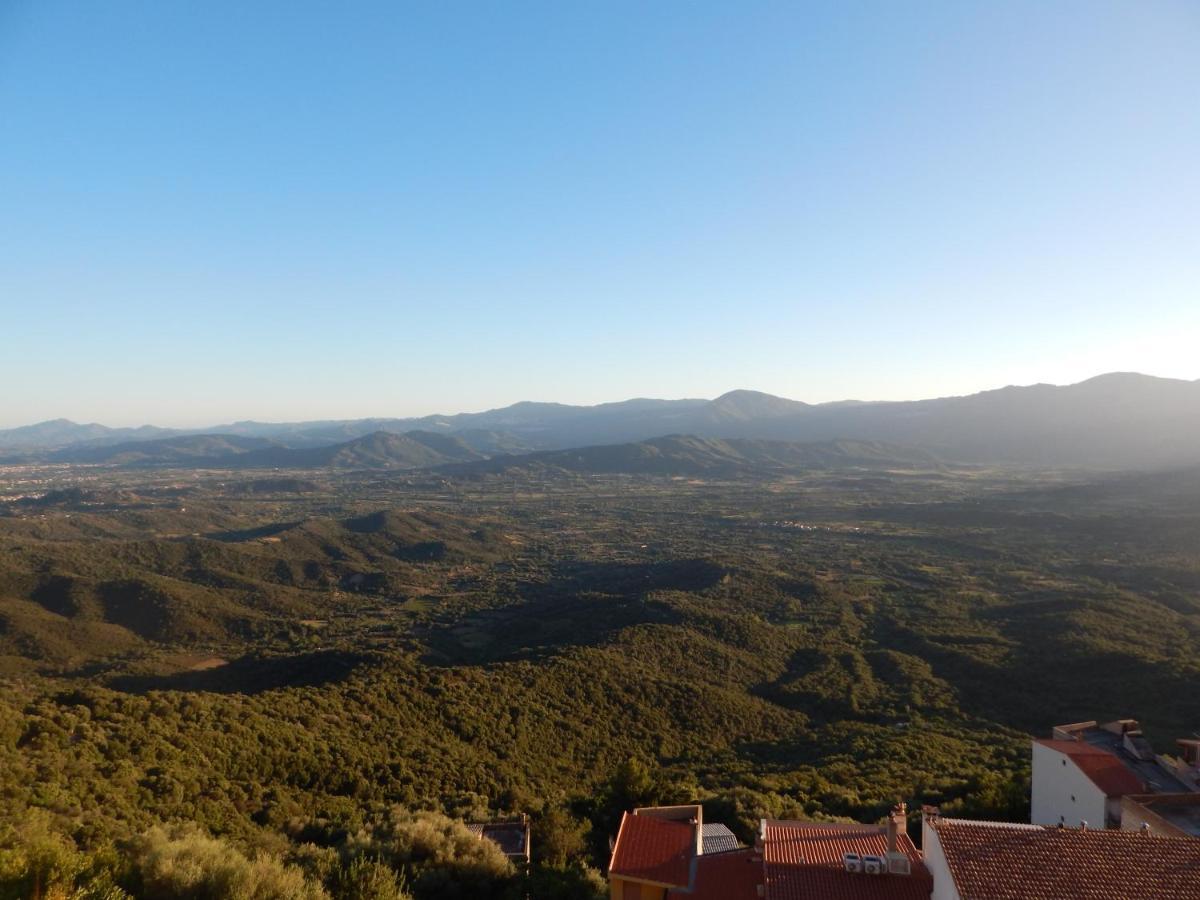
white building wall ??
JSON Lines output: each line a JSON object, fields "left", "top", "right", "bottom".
{"left": 1030, "top": 741, "right": 1108, "bottom": 827}
{"left": 921, "top": 819, "right": 961, "bottom": 900}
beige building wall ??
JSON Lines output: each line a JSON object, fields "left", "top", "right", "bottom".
{"left": 609, "top": 876, "right": 667, "bottom": 900}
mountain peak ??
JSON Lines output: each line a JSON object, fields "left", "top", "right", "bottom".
{"left": 712, "top": 389, "right": 783, "bottom": 402}
{"left": 1075, "top": 371, "right": 1180, "bottom": 387}
{"left": 709, "top": 390, "right": 809, "bottom": 420}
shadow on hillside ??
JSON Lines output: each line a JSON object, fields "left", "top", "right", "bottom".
{"left": 107, "top": 650, "right": 368, "bottom": 695}
{"left": 419, "top": 594, "right": 682, "bottom": 666}
{"left": 203, "top": 521, "right": 303, "bottom": 542}
{"left": 549, "top": 558, "right": 726, "bottom": 595}
{"left": 418, "top": 558, "right": 717, "bottom": 666}
{"left": 30, "top": 575, "right": 89, "bottom": 618}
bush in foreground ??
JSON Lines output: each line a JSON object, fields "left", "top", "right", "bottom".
{"left": 0, "top": 814, "right": 129, "bottom": 900}
{"left": 132, "top": 825, "right": 329, "bottom": 900}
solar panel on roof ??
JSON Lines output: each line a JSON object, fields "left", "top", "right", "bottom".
{"left": 701, "top": 823, "right": 741, "bottom": 854}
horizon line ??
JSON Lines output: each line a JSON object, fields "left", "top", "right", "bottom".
{"left": 5, "top": 370, "right": 1197, "bottom": 433}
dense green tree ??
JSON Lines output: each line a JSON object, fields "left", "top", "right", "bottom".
{"left": 518, "top": 863, "right": 607, "bottom": 900}
{"left": 131, "top": 826, "right": 329, "bottom": 900}
{"left": 329, "top": 856, "right": 410, "bottom": 900}
{"left": 531, "top": 807, "right": 589, "bottom": 867}
{"left": 0, "top": 814, "right": 129, "bottom": 900}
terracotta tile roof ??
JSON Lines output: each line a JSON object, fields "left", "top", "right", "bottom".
{"left": 930, "top": 817, "right": 1200, "bottom": 899}
{"left": 609, "top": 811, "right": 695, "bottom": 888}
{"left": 1035, "top": 739, "right": 1146, "bottom": 796}
{"left": 667, "top": 849, "right": 762, "bottom": 900}
{"left": 767, "top": 868, "right": 933, "bottom": 900}
{"left": 762, "top": 821, "right": 932, "bottom": 900}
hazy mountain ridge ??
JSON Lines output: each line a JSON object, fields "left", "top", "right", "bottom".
{"left": 441, "top": 435, "right": 940, "bottom": 477}
{"left": 33, "top": 428, "right": 940, "bottom": 476}
{"left": 236, "top": 431, "right": 484, "bottom": 470}
{"left": 756, "top": 373, "right": 1200, "bottom": 467}
{"left": 0, "top": 418, "right": 179, "bottom": 450}
{"left": 49, "top": 430, "right": 484, "bottom": 471}
{"left": 6, "top": 373, "right": 1200, "bottom": 469}
{"left": 52, "top": 434, "right": 281, "bottom": 465}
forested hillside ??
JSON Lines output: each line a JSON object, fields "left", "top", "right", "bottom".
{"left": 2, "top": 461, "right": 1199, "bottom": 897}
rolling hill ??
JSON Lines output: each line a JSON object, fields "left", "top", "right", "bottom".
{"left": 48, "top": 431, "right": 485, "bottom": 470}
{"left": 0, "top": 504, "right": 503, "bottom": 670}
{"left": 442, "top": 435, "right": 941, "bottom": 477}
{"left": 231, "top": 431, "right": 485, "bottom": 470}
{"left": 52, "top": 434, "right": 280, "bottom": 465}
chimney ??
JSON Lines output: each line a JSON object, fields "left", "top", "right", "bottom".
{"left": 887, "top": 802, "right": 907, "bottom": 854}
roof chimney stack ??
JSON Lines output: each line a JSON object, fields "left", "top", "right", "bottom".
{"left": 887, "top": 802, "right": 907, "bottom": 855}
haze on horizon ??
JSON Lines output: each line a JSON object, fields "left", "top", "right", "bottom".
{"left": 1, "top": 1, "right": 1198, "bottom": 429}
{"left": 1, "top": 372, "right": 1198, "bottom": 433}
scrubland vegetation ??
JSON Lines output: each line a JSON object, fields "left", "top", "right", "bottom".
{"left": 2, "top": 461, "right": 1199, "bottom": 896}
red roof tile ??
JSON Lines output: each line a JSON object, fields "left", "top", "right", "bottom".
{"left": 762, "top": 822, "right": 932, "bottom": 900}
{"left": 609, "top": 811, "right": 695, "bottom": 888}
{"left": 767, "top": 868, "right": 933, "bottom": 900}
{"left": 1035, "top": 739, "right": 1146, "bottom": 796}
{"left": 929, "top": 817, "right": 1200, "bottom": 899}
{"left": 667, "top": 849, "right": 762, "bottom": 900}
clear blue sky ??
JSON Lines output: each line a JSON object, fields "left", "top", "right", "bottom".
{"left": 1, "top": 1, "right": 1197, "bottom": 427}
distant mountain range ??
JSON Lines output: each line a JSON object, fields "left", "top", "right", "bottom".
{"left": 32, "top": 429, "right": 939, "bottom": 476}
{"left": 5, "top": 372, "right": 1200, "bottom": 469}
{"left": 49, "top": 431, "right": 484, "bottom": 470}
{"left": 441, "top": 435, "right": 940, "bottom": 478}
{"left": 0, "top": 419, "right": 177, "bottom": 449}
{"left": 27, "top": 431, "right": 943, "bottom": 477}
{"left": 54, "top": 434, "right": 279, "bottom": 466}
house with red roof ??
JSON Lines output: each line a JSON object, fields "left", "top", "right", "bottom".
{"left": 922, "top": 809, "right": 1200, "bottom": 900}
{"left": 759, "top": 806, "right": 931, "bottom": 900}
{"left": 1032, "top": 719, "right": 1198, "bottom": 829}
{"left": 1031, "top": 738, "right": 1144, "bottom": 828}
{"left": 609, "top": 803, "right": 930, "bottom": 900}
{"left": 608, "top": 805, "right": 707, "bottom": 899}
{"left": 666, "top": 847, "right": 762, "bottom": 900}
